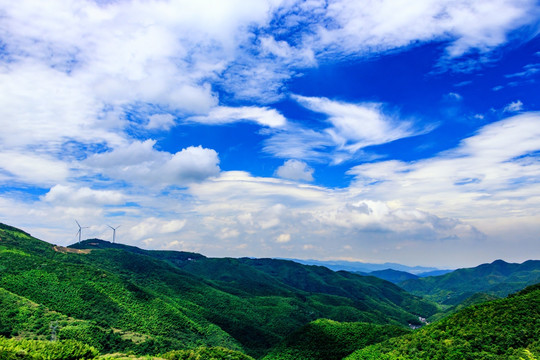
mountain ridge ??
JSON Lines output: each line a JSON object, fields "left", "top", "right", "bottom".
{"left": 399, "top": 258, "right": 540, "bottom": 305}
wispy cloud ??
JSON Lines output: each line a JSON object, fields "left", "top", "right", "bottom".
{"left": 188, "top": 106, "right": 287, "bottom": 128}
{"left": 503, "top": 100, "right": 524, "bottom": 113}
{"left": 505, "top": 63, "right": 540, "bottom": 78}
{"left": 300, "top": 0, "right": 539, "bottom": 70}
{"left": 264, "top": 96, "right": 419, "bottom": 164}
{"left": 347, "top": 112, "right": 540, "bottom": 221}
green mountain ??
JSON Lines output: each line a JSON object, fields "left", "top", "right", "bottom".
{"left": 0, "top": 224, "right": 435, "bottom": 358}
{"left": 345, "top": 283, "right": 540, "bottom": 359}
{"left": 399, "top": 259, "right": 540, "bottom": 305}
{"left": 262, "top": 319, "right": 409, "bottom": 360}
{"left": 428, "top": 292, "right": 500, "bottom": 322}
{"left": 368, "top": 269, "right": 418, "bottom": 284}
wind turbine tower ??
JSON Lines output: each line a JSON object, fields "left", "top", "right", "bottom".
{"left": 108, "top": 225, "right": 120, "bottom": 244}
{"left": 75, "top": 220, "right": 89, "bottom": 243}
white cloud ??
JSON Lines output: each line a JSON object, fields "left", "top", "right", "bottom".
{"left": 505, "top": 63, "right": 540, "bottom": 78}
{"left": 188, "top": 106, "right": 287, "bottom": 128}
{"left": 503, "top": 100, "right": 524, "bottom": 113}
{"left": 348, "top": 112, "right": 540, "bottom": 221}
{"left": 43, "top": 185, "right": 125, "bottom": 206}
{"left": 294, "top": 95, "right": 414, "bottom": 152}
{"left": 310, "top": 0, "right": 539, "bottom": 69}
{"left": 263, "top": 126, "right": 334, "bottom": 161}
{"left": 0, "top": 151, "right": 70, "bottom": 185}
{"left": 276, "top": 233, "right": 291, "bottom": 243}
{"left": 0, "top": 61, "right": 123, "bottom": 152}
{"left": 130, "top": 217, "right": 187, "bottom": 241}
{"left": 276, "top": 160, "right": 314, "bottom": 181}
{"left": 146, "top": 114, "right": 176, "bottom": 130}
{"left": 263, "top": 96, "right": 418, "bottom": 164}
{"left": 0, "top": 0, "right": 536, "bottom": 169}
{"left": 446, "top": 92, "right": 463, "bottom": 101}
{"left": 85, "top": 140, "right": 220, "bottom": 187}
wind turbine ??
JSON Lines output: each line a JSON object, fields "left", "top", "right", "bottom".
{"left": 107, "top": 225, "right": 120, "bottom": 244}
{"left": 75, "top": 220, "right": 89, "bottom": 243}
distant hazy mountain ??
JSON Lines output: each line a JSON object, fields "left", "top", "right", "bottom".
{"left": 284, "top": 258, "right": 449, "bottom": 274}
{"left": 416, "top": 269, "right": 454, "bottom": 277}
{"left": 368, "top": 269, "right": 419, "bottom": 284}
{"left": 399, "top": 259, "right": 540, "bottom": 304}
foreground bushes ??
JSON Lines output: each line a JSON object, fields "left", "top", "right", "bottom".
{"left": 0, "top": 337, "right": 98, "bottom": 360}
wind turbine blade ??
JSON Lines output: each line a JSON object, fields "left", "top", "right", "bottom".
{"left": 107, "top": 225, "right": 114, "bottom": 230}
{"left": 75, "top": 220, "right": 81, "bottom": 228}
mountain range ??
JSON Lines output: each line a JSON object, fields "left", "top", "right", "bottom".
{"left": 283, "top": 258, "right": 452, "bottom": 275}
{"left": 0, "top": 222, "right": 538, "bottom": 360}
{"left": 0, "top": 224, "right": 434, "bottom": 358}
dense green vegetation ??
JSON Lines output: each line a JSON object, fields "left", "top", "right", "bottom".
{"left": 262, "top": 319, "right": 409, "bottom": 360}
{"left": 399, "top": 259, "right": 540, "bottom": 305}
{"left": 345, "top": 284, "right": 540, "bottom": 359}
{"left": 428, "top": 292, "right": 500, "bottom": 322}
{"left": 0, "top": 224, "right": 434, "bottom": 358}
{"left": 160, "top": 347, "right": 255, "bottom": 360}
{"left": 0, "top": 336, "right": 98, "bottom": 360}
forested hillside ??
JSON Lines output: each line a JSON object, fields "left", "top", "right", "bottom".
{"left": 345, "top": 284, "right": 540, "bottom": 359}
{"left": 0, "top": 223, "right": 434, "bottom": 358}
{"left": 262, "top": 319, "right": 409, "bottom": 360}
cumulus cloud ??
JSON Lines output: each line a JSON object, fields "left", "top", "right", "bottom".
{"left": 188, "top": 106, "right": 287, "bottom": 127}
{"left": 276, "top": 233, "right": 291, "bottom": 243}
{"left": 85, "top": 140, "right": 220, "bottom": 187}
{"left": 189, "top": 171, "right": 484, "bottom": 240}
{"left": 276, "top": 160, "right": 314, "bottom": 181}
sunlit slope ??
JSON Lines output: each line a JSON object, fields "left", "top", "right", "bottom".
{"left": 346, "top": 283, "right": 540, "bottom": 360}
{"left": 0, "top": 224, "right": 243, "bottom": 355}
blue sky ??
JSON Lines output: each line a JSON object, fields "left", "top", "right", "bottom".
{"left": 0, "top": 0, "right": 539, "bottom": 267}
